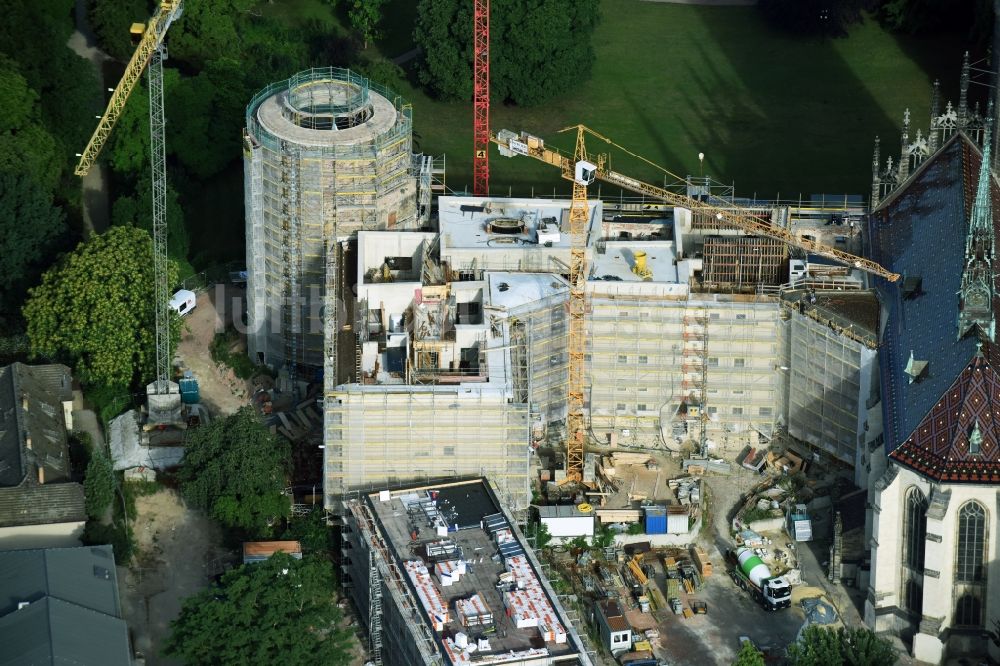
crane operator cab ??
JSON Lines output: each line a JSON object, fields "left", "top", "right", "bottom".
{"left": 575, "top": 160, "right": 597, "bottom": 186}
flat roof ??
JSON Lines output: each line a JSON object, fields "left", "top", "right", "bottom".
{"left": 439, "top": 196, "right": 601, "bottom": 251}
{"left": 487, "top": 272, "right": 568, "bottom": 311}
{"left": 590, "top": 241, "right": 679, "bottom": 283}
{"left": 364, "top": 479, "right": 582, "bottom": 664}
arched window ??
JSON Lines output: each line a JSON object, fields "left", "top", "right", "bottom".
{"left": 954, "top": 501, "right": 988, "bottom": 627}
{"left": 900, "top": 487, "right": 927, "bottom": 613}
{"left": 903, "top": 488, "right": 927, "bottom": 570}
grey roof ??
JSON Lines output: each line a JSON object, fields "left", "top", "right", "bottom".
{"left": 108, "top": 410, "right": 185, "bottom": 471}
{"left": 538, "top": 505, "right": 593, "bottom": 519}
{"left": 0, "top": 596, "right": 131, "bottom": 665}
{"left": 868, "top": 135, "right": 993, "bottom": 451}
{"left": 0, "top": 545, "right": 121, "bottom": 617}
{"left": 0, "top": 482, "right": 85, "bottom": 528}
{"left": 0, "top": 363, "right": 74, "bottom": 488}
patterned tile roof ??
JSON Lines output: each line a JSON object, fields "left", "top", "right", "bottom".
{"left": 867, "top": 133, "right": 1000, "bottom": 454}
{"left": 890, "top": 342, "right": 1000, "bottom": 483}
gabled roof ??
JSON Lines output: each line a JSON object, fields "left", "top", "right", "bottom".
{"left": 0, "top": 546, "right": 130, "bottom": 666}
{"left": 0, "top": 363, "right": 74, "bottom": 488}
{"left": 890, "top": 344, "right": 1000, "bottom": 483}
{"left": 0, "top": 596, "right": 131, "bottom": 665}
{"left": 0, "top": 545, "right": 121, "bottom": 617}
{"left": 868, "top": 134, "right": 1000, "bottom": 452}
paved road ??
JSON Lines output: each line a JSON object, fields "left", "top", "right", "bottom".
{"left": 66, "top": 0, "right": 111, "bottom": 235}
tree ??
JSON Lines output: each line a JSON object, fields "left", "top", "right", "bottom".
{"left": 788, "top": 626, "right": 897, "bottom": 666}
{"left": 757, "top": 0, "right": 875, "bottom": 37}
{"left": 734, "top": 641, "right": 766, "bottom": 666}
{"left": 84, "top": 450, "right": 116, "bottom": 519}
{"left": 413, "top": 0, "right": 601, "bottom": 106}
{"left": 592, "top": 524, "right": 615, "bottom": 549}
{"left": 349, "top": 0, "right": 387, "bottom": 48}
{"left": 0, "top": 57, "right": 63, "bottom": 191}
{"left": 281, "top": 506, "right": 334, "bottom": 554}
{"left": 0, "top": 172, "right": 67, "bottom": 310}
{"left": 178, "top": 407, "right": 291, "bottom": 534}
{"left": 163, "top": 553, "right": 354, "bottom": 665}
{"left": 839, "top": 627, "right": 898, "bottom": 666}
{"left": 87, "top": 0, "right": 150, "bottom": 62}
{"left": 111, "top": 171, "right": 189, "bottom": 262}
{"left": 23, "top": 226, "right": 179, "bottom": 389}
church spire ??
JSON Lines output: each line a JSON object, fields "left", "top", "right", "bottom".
{"left": 958, "top": 118, "right": 996, "bottom": 340}
{"left": 969, "top": 119, "right": 994, "bottom": 250}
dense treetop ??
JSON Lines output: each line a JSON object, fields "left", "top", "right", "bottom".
{"left": 178, "top": 407, "right": 292, "bottom": 534}
{"left": 164, "top": 552, "right": 354, "bottom": 665}
{"left": 23, "top": 225, "right": 179, "bottom": 389}
{"left": 414, "top": 0, "right": 601, "bottom": 106}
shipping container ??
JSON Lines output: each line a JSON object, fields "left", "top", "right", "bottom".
{"left": 643, "top": 506, "right": 667, "bottom": 534}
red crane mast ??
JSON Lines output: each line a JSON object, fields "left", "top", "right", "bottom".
{"left": 472, "top": 0, "right": 490, "bottom": 195}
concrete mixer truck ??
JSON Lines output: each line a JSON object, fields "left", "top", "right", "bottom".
{"left": 727, "top": 547, "right": 792, "bottom": 610}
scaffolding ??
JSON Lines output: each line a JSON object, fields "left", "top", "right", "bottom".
{"left": 506, "top": 289, "right": 570, "bottom": 428}
{"left": 244, "top": 68, "right": 423, "bottom": 371}
{"left": 368, "top": 549, "right": 384, "bottom": 666}
{"left": 702, "top": 236, "right": 788, "bottom": 289}
{"left": 786, "top": 308, "right": 875, "bottom": 465}
{"left": 325, "top": 387, "right": 531, "bottom": 511}
{"left": 586, "top": 289, "right": 782, "bottom": 451}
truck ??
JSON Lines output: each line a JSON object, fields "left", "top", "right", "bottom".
{"left": 727, "top": 547, "right": 792, "bottom": 610}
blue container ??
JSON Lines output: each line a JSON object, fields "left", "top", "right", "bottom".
{"left": 644, "top": 506, "right": 667, "bottom": 535}
{"left": 179, "top": 377, "right": 200, "bottom": 405}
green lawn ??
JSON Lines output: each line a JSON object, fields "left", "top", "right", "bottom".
{"left": 188, "top": 0, "right": 960, "bottom": 269}
{"left": 389, "top": 1, "right": 962, "bottom": 197}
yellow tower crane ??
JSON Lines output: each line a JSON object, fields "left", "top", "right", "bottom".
{"left": 492, "top": 125, "right": 899, "bottom": 483}
{"left": 492, "top": 125, "right": 900, "bottom": 283}
{"left": 76, "top": 1, "right": 184, "bottom": 415}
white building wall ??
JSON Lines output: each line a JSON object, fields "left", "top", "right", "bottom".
{"left": 0, "top": 521, "right": 85, "bottom": 550}
{"left": 867, "top": 464, "right": 1000, "bottom": 664}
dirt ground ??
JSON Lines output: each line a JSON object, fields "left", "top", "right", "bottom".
{"left": 119, "top": 489, "right": 229, "bottom": 665}
{"left": 175, "top": 286, "right": 251, "bottom": 416}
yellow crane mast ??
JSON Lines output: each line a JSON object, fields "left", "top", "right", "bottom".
{"left": 492, "top": 125, "right": 901, "bottom": 283}
{"left": 565, "top": 126, "right": 594, "bottom": 484}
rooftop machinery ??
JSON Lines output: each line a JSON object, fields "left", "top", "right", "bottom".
{"left": 76, "top": 1, "right": 184, "bottom": 419}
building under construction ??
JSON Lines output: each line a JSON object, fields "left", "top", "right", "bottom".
{"left": 320, "top": 194, "right": 878, "bottom": 513}
{"left": 342, "top": 478, "right": 591, "bottom": 666}
{"left": 243, "top": 67, "right": 439, "bottom": 375}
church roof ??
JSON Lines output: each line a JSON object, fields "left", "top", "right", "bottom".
{"left": 890, "top": 342, "right": 1000, "bottom": 483}
{"left": 868, "top": 134, "right": 1000, "bottom": 453}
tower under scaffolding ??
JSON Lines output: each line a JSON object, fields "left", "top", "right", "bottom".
{"left": 243, "top": 68, "right": 426, "bottom": 383}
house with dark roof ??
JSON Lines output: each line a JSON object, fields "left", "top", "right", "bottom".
{"left": 0, "top": 363, "right": 86, "bottom": 550}
{"left": 0, "top": 545, "right": 131, "bottom": 665}
{"left": 864, "top": 94, "right": 1000, "bottom": 664}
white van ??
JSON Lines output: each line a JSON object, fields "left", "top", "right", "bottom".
{"left": 169, "top": 289, "right": 197, "bottom": 317}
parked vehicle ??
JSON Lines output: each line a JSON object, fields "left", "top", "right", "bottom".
{"left": 727, "top": 547, "right": 792, "bottom": 610}
{"left": 169, "top": 289, "right": 197, "bottom": 317}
